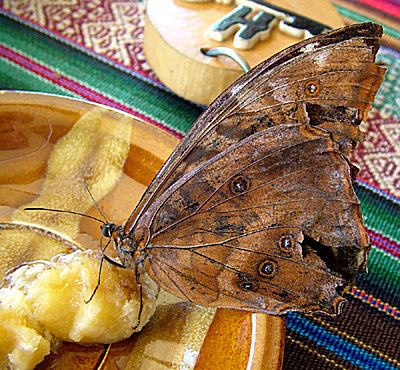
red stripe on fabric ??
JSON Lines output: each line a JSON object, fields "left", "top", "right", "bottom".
{"left": 366, "top": 227, "right": 400, "bottom": 258}
{"left": 352, "top": 0, "right": 400, "bottom": 18}
{"left": 358, "top": 178, "right": 400, "bottom": 202}
{"left": 351, "top": 287, "right": 400, "bottom": 319}
{"left": 0, "top": 44, "right": 183, "bottom": 139}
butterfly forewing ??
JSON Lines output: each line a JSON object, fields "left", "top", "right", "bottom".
{"left": 125, "top": 23, "right": 384, "bottom": 233}
{"left": 127, "top": 23, "right": 384, "bottom": 315}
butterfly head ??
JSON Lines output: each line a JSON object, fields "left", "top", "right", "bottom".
{"left": 101, "top": 222, "right": 120, "bottom": 239}
{"left": 100, "top": 222, "right": 138, "bottom": 268}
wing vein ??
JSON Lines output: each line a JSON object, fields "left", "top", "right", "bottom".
{"left": 151, "top": 157, "right": 345, "bottom": 239}
{"left": 188, "top": 249, "right": 335, "bottom": 310}
{"left": 151, "top": 255, "right": 262, "bottom": 309}
{"left": 150, "top": 257, "right": 193, "bottom": 302}
{"left": 150, "top": 138, "right": 331, "bottom": 238}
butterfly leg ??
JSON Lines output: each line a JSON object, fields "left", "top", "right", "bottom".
{"left": 85, "top": 245, "right": 106, "bottom": 303}
{"left": 132, "top": 265, "right": 143, "bottom": 331}
{"left": 85, "top": 236, "right": 126, "bottom": 303}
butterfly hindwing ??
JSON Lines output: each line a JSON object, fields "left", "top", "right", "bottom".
{"left": 143, "top": 124, "right": 364, "bottom": 313}
{"left": 147, "top": 226, "right": 345, "bottom": 314}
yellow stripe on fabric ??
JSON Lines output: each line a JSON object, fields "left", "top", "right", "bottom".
{"left": 349, "top": 288, "right": 400, "bottom": 320}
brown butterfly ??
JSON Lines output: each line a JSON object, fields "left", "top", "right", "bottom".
{"left": 97, "top": 23, "right": 386, "bottom": 318}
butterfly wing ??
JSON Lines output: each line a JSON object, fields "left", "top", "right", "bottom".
{"left": 128, "top": 23, "right": 385, "bottom": 314}
{"left": 126, "top": 23, "right": 385, "bottom": 232}
{"left": 142, "top": 124, "right": 364, "bottom": 314}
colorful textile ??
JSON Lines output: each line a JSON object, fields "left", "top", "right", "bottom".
{"left": 0, "top": 1, "right": 399, "bottom": 368}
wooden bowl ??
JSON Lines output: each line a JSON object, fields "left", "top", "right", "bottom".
{"left": 0, "top": 91, "right": 285, "bottom": 369}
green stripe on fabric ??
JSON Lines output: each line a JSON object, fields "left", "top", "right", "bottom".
{"left": 0, "top": 57, "right": 76, "bottom": 97}
{"left": 368, "top": 247, "right": 400, "bottom": 290}
{"left": 333, "top": 4, "right": 400, "bottom": 117}
{"left": 354, "top": 185, "right": 400, "bottom": 289}
{"left": 373, "top": 49, "right": 400, "bottom": 118}
{"left": 0, "top": 14, "right": 202, "bottom": 134}
{"left": 355, "top": 186, "right": 400, "bottom": 242}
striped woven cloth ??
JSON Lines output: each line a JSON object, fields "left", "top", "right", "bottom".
{"left": 0, "top": 1, "right": 399, "bottom": 369}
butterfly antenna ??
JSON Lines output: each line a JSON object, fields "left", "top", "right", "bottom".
{"left": 24, "top": 207, "right": 104, "bottom": 224}
{"left": 84, "top": 182, "right": 109, "bottom": 223}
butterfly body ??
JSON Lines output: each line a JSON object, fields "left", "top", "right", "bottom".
{"left": 109, "top": 23, "right": 385, "bottom": 316}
